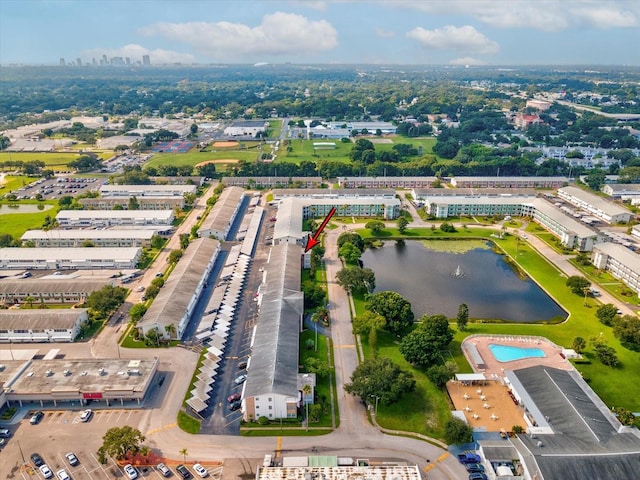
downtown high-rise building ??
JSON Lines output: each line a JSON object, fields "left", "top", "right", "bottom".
{"left": 142, "top": 55, "right": 150, "bottom": 66}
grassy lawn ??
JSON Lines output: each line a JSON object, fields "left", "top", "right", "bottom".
{"left": 346, "top": 226, "right": 640, "bottom": 440}
{"left": 299, "top": 331, "right": 334, "bottom": 428}
{"left": 0, "top": 175, "right": 33, "bottom": 192}
{"left": 278, "top": 139, "right": 352, "bottom": 165}
{"left": 568, "top": 258, "right": 640, "bottom": 306}
{"left": 144, "top": 147, "right": 260, "bottom": 172}
{"left": 177, "top": 410, "right": 201, "bottom": 434}
{"left": 0, "top": 151, "right": 112, "bottom": 167}
{"left": 268, "top": 120, "right": 282, "bottom": 138}
{"left": 0, "top": 201, "right": 58, "bottom": 239}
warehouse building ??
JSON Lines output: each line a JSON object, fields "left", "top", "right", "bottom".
{"left": 0, "top": 309, "right": 88, "bottom": 343}
{"left": 57, "top": 210, "right": 174, "bottom": 227}
{"left": 198, "top": 186, "right": 245, "bottom": 240}
{"left": 558, "top": 186, "right": 634, "bottom": 224}
{"left": 137, "top": 238, "right": 220, "bottom": 339}
{"left": 592, "top": 242, "right": 640, "bottom": 296}
{"left": 21, "top": 229, "right": 158, "bottom": 248}
{"left": 0, "top": 247, "right": 141, "bottom": 270}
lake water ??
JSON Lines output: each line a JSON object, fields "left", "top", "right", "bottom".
{"left": 361, "top": 240, "right": 566, "bottom": 323}
{"left": 0, "top": 204, "right": 53, "bottom": 214}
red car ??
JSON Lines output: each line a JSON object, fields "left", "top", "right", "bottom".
{"left": 227, "top": 393, "right": 241, "bottom": 403}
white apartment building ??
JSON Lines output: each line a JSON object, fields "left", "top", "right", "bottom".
{"left": 57, "top": 210, "right": 174, "bottom": 227}
{"left": 21, "top": 229, "right": 157, "bottom": 248}
{"left": 557, "top": 186, "right": 633, "bottom": 224}
{"left": 338, "top": 176, "right": 438, "bottom": 189}
{"left": 79, "top": 196, "right": 185, "bottom": 210}
{"left": 0, "top": 247, "right": 141, "bottom": 270}
{"left": 450, "top": 176, "right": 568, "bottom": 189}
{"left": 602, "top": 184, "right": 640, "bottom": 201}
{"left": 99, "top": 184, "right": 196, "bottom": 197}
{"left": 198, "top": 186, "right": 245, "bottom": 240}
{"left": 592, "top": 243, "right": 640, "bottom": 296}
{"left": 0, "top": 309, "right": 88, "bottom": 343}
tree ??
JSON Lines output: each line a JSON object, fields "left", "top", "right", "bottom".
{"left": 97, "top": 426, "right": 146, "bottom": 461}
{"left": 337, "top": 232, "right": 364, "bottom": 252}
{"left": 596, "top": 304, "right": 619, "bottom": 326}
{"left": 365, "top": 220, "right": 385, "bottom": 233}
{"left": 344, "top": 357, "right": 415, "bottom": 406}
{"left": 440, "top": 222, "right": 456, "bottom": 233}
{"left": 168, "top": 249, "right": 183, "bottom": 264}
{"left": 613, "top": 315, "right": 640, "bottom": 350}
{"left": 593, "top": 342, "right": 619, "bottom": 367}
{"left": 129, "top": 303, "right": 147, "bottom": 324}
{"left": 572, "top": 336, "right": 586, "bottom": 354}
{"left": 566, "top": 275, "right": 590, "bottom": 295}
{"left": 0, "top": 233, "right": 17, "bottom": 247}
{"left": 190, "top": 123, "right": 198, "bottom": 135}
{"left": 335, "top": 266, "right": 375, "bottom": 294}
{"left": 128, "top": 196, "right": 139, "bottom": 210}
{"left": 86, "top": 285, "right": 127, "bottom": 315}
{"left": 302, "top": 281, "right": 326, "bottom": 310}
{"left": 399, "top": 314, "right": 454, "bottom": 367}
{"left": 151, "top": 234, "right": 165, "bottom": 249}
{"left": 197, "top": 162, "right": 217, "bottom": 179}
{"left": 352, "top": 310, "right": 386, "bottom": 353}
{"left": 58, "top": 196, "right": 74, "bottom": 208}
{"left": 397, "top": 216, "right": 408, "bottom": 234}
{"left": 456, "top": 303, "right": 469, "bottom": 331}
{"left": 164, "top": 323, "right": 177, "bottom": 339}
{"left": 365, "top": 291, "right": 414, "bottom": 334}
{"left": 426, "top": 364, "right": 455, "bottom": 388}
{"left": 444, "top": 417, "right": 473, "bottom": 445}
{"left": 338, "top": 241, "right": 362, "bottom": 264}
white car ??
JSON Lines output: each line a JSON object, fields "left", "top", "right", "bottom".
{"left": 193, "top": 464, "right": 208, "bottom": 478}
{"left": 79, "top": 409, "right": 93, "bottom": 422}
{"left": 57, "top": 469, "right": 70, "bottom": 480}
{"left": 234, "top": 374, "right": 247, "bottom": 385}
{"left": 157, "top": 463, "right": 171, "bottom": 477}
{"left": 123, "top": 464, "right": 138, "bottom": 480}
{"left": 39, "top": 465, "right": 53, "bottom": 479}
{"left": 65, "top": 452, "right": 79, "bottom": 466}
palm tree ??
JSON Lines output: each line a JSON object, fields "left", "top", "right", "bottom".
{"left": 25, "top": 295, "right": 35, "bottom": 309}
{"left": 179, "top": 448, "right": 188, "bottom": 463}
{"left": 302, "top": 384, "right": 312, "bottom": 431}
{"left": 164, "top": 323, "right": 176, "bottom": 339}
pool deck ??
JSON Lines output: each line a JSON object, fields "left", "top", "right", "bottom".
{"left": 462, "top": 334, "right": 574, "bottom": 380}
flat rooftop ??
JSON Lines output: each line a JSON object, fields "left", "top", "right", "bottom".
{"left": 0, "top": 309, "right": 88, "bottom": 330}
{"left": 257, "top": 465, "right": 421, "bottom": 480}
{"left": 559, "top": 186, "right": 631, "bottom": 216}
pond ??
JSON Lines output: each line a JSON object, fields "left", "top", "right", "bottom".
{"left": 0, "top": 204, "right": 53, "bottom": 214}
{"left": 361, "top": 240, "right": 566, "bottom": 323}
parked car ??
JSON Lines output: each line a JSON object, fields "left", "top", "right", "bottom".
{"left": 79, "top": 409, "right": 93, "bottom": 422}
{"left": 124, "top": 464, "right": 139, "bottom": 480}
{"left": 466, "top": 463, "right": 485, "bottom": 473}
{"left": 468, "top": 473, "right": 488, "bottom": 480}
{"left": 227, "top": 393, "right": 241, "bottom": 403}
{"left": 234, "top": 374, "right": 247, "bottom": 385}
{"left": 39, "top": 465, "right": 53, "bottom": 479}
{"left": 0, "top": 428, "right": 11, "bottom": 438}
{"left": 65, "top": 452, "right": 79, "bottom": 466}
{"left": 31, "top": 453, "right": 44, "bottom": 467}
{"left": 57, "top": 469, "right": 70, "bottom": 480}
{"left": 458, "top": 453, "right": 482, "bottom": 464}
{"left": 238, "top": 362, "right": 247, "bottom": 370}
{"left": 0, "top": 438, "right": 6, "bottom": 448}
{"left": 176, "top": 464, "right": 191, "bottom": 479}
{"left": 228, "top": 401, "right": 241, "bottom": 411}
{"left": 30, "top": 411, "right": 44, "bottom": 425}
{"left": 193, "top": 464, "right": 208, "bottom": 478}
{"left": 157, "top": 463, "right": 172, "bottom": 477}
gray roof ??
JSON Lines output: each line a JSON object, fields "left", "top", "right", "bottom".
{"left": 0, "top": 309, "right": 88, "bottom": 330}
{"left": 56, "top": 210, "right": 174, "bottom": 220}
{"left": 453, "top": 176, "right": 568, "bottom": 183}
{"left": 593, "top": 242, "right": 640, "bottom": 273}
{"left": 243, "top": 243, "right": 303, "bottom": 398}
{"left": 0, "top": 279, "right": 111, "bottom": 295}
{"left": 510, "top": 366, "right": 640, "bottom": 480}
{"left": 272, "top": 188, "right": 396, "bottom": 198}
{"left": 559, "top": 186, "right": 631, "bottom": 216}
{"left": 198, "top": 186, "right": 244, "bottom": 238}
{"left": 138, "top": 237, "right": 220, "bottom": 334}
{"left": 0, "top": 247, "right": 141, "bottom": 261}
{"left": 414, "top": 188, "right": 537, "bottom": 197}
{"left": 22, "top": 229, "right": 156, "bottom": 241}
{"left": 532, "top": 199, "right": 599, "bottom": 238}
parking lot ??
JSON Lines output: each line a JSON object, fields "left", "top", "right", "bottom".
{"left": 8, "top": 176, "right": 104, "bottom": 201}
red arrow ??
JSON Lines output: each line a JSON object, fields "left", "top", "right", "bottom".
{"left": 304, "top": 206, "right": 336, "bottom": 253}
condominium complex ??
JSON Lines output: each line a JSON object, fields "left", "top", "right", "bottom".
{"left": 79, "top": 196, "right": 185, "bottom": 210}
{"left": 0, "top": 247, "right": 142, "bottom": 270}
{"left": 337, "top": 176, "right": 437, "bottom": 189}
{"left": 57, "top": 210, "right": 174, "bottom": 227}
{"left": 557, "top": 186, "right": 633, "bottom": 224}
{"left": 99, "top": 184, "right": 197, "bottom": 197}
{"left": 21, "top": 229, "right": 158, "bottom": 248}
{"left": 221, "top": 176, "right": 323, "bottom": 188}
{"left": 198, "top": 186, "right": 245, "bottom": 240}
{"left": 450, "top": 176, "right": 568, "bottom": 189}
{"left": 592, "top": 242, "right": 640, "bottom": 296}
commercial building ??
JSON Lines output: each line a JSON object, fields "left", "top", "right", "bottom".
{"left": 0, "top": 278, "right": 112, "bottom": 306}
{"left": 0, "top": 309, "right": 88, "bottom": 343}
{"left": 198, "top": 186, "right": 245, "bottom": 240}
{"left": 501, "top": 366, "right": 640, "bottom": 480}
{"left": 0, "top": 357, "right": 158, "bottom": 409}
{"left": 57, "top": 210, "right": 174, "bottom": 227}
{"left": 558, "top": 186, "right": 633, "bottom": 224}
{"left": 224, "top": 120, "right": 268, "bottom": 137}
{"left": 242, "top": 243, "right": 304, "bottom": 421}
{"left": 338, "top": 176, "right": 438, "bottom": 189}
{"left": 222, "top": 176, "right": 323, "bottom": 188}
{"left": 99, "top": 184, "right": 196, "bottom": 197}
{"left": 79, "top": 196, "right": 185, "bottom": 210}
{"left": 21, "top": 229, "right": 157, "bottom": 248}
{"left": 450, "top": 176, "right": 568, "bottom": 189}
{"left": 137, "top": 238, "right": 220, "bottom": 339}
{"left": 592, "top": 242, "right": 640, "bottom": 296}
{"left": 257, "top": 464, "right": 421, "bottom": 480}
{"left": 0, "top": 247, "right": 141, "bottom": 270}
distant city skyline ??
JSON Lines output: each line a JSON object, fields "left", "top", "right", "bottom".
{"left": 1, "top": 0, "right": 639, "bottom": 66}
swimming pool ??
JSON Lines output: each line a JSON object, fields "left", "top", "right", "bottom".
{"left": 489, "top": 344, "right": 546, "bottom": 362}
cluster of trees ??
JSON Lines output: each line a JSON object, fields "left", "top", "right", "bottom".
{"left": 68, "top": 153, "right": 102, "bottom": 172}
{"left": 596, "top": 304, "right": 640, "bottom": 351}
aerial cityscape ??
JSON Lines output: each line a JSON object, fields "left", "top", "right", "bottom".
{"left": 1, "top": 1, "right": 640, "bottom": 480}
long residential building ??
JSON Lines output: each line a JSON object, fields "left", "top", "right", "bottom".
{"left": 450, "top": 176, "right": 568, "bottom": 189}
{"left": 272, "top": 188, "right": 396, "bottom": 200}
{"left": 137, "top": 237, "right": 220, "bottom": 339}
{"left": 79, "top": 196, "right": 185, "bottom": 210}
{"left": 198, "top": 186, "right": 245, "bottom": 240}
{"left": 151, "top": 176, "right": 205, "bottom": 186}
{"left": 592, "top": 242, "right": 640, "bottom": 296}
{"left": 0, "top": 278, "right": 112, "bottom": 306}
{"left": 0, "top": 247, "right": 141, "bottom": 270}
{"left": 413, "top": 188, "right": 537, "bottom": 200}
{"left": 221, "top": 176, "right": 323, "bottom": 188}
{"left": 602, "top": 183, "right": 640, "bottom": 201}
{"left": 57, "top": 210, "right": 174, "bottom": 227}
{"left": 99, "top": 184, "right": 196, "bottom": 197}
{"left": 0, "top": 309, "right": 88, "bottom": 343}
{"left": 557, "top": 186, "right": 634, "bottom": 224}
{"left": 242, "top": 243, "right": 304, "bottom": 421}
{"left": 21, "top": 229, "right": 158, "bottom": 248}
{"left": 338, "top": 176, "right": 438, "bottom": 189}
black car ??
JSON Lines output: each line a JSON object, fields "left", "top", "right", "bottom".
{"left": 229, "top": 401, "right": 241, "bottom": 411}
{"left": 466, "top": 463, "right": 485, "bottom": 473}
{"left": 31, "top": 453, "right": 45, "bottom": 467}
{"left": 176, "top": 465, "right": 191, "bottom": 479}
{"left": 238, "top": 362, "right": 247, "bottom": 370}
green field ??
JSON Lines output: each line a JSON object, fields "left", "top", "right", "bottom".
{"left": 0, "top": 151, "right": 113, "bottom": 167}
{"left": 0, "top": 175, "right": 33, "bottom": 193}
{"left": 351, "top": 226, "right": 640, "bottom": 441}
{"left": 0, "top": 201, "right": 58, "bottom": 239}
{"left": 144, "top": 145, "right": 262, "bottom": 172}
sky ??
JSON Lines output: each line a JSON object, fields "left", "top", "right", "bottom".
{"left": 1, "top": 0, "right": 639, "bottom": 66}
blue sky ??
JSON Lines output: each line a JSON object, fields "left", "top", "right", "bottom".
{"left": 1, "top": 0, "right": 639, "bottom": 66}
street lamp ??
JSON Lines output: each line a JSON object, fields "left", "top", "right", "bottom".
{"left": 369, "top": 394, "right": 380, "bottom": 416}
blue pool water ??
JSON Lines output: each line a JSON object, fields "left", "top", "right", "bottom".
{"left": 489, "top": 344, "right": 546, "bottom": 362}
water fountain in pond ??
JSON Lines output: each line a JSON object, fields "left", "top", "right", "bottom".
{"left": 451, "top": 265, "right": 465, "bottom": 278}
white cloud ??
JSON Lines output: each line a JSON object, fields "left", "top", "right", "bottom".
{"left": 449, "top": 56, "right": 486, "bottom": 66}
{"left": 375, "top": 28, "right": 395, "bottom": 38}
{"left": 138, "top": 12, "right": 338, "bottom": 59}
{"left": 387, "top": 0, "right": 639, "bottom": 31}
{"left": 79, "top": 44, "right": 195, "bottom": 64}
{"left": 290, "top": 0, "right": 328, "bottom": 10}
{"left": 407, "top": 25, "right": 499, "bottom": 55}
